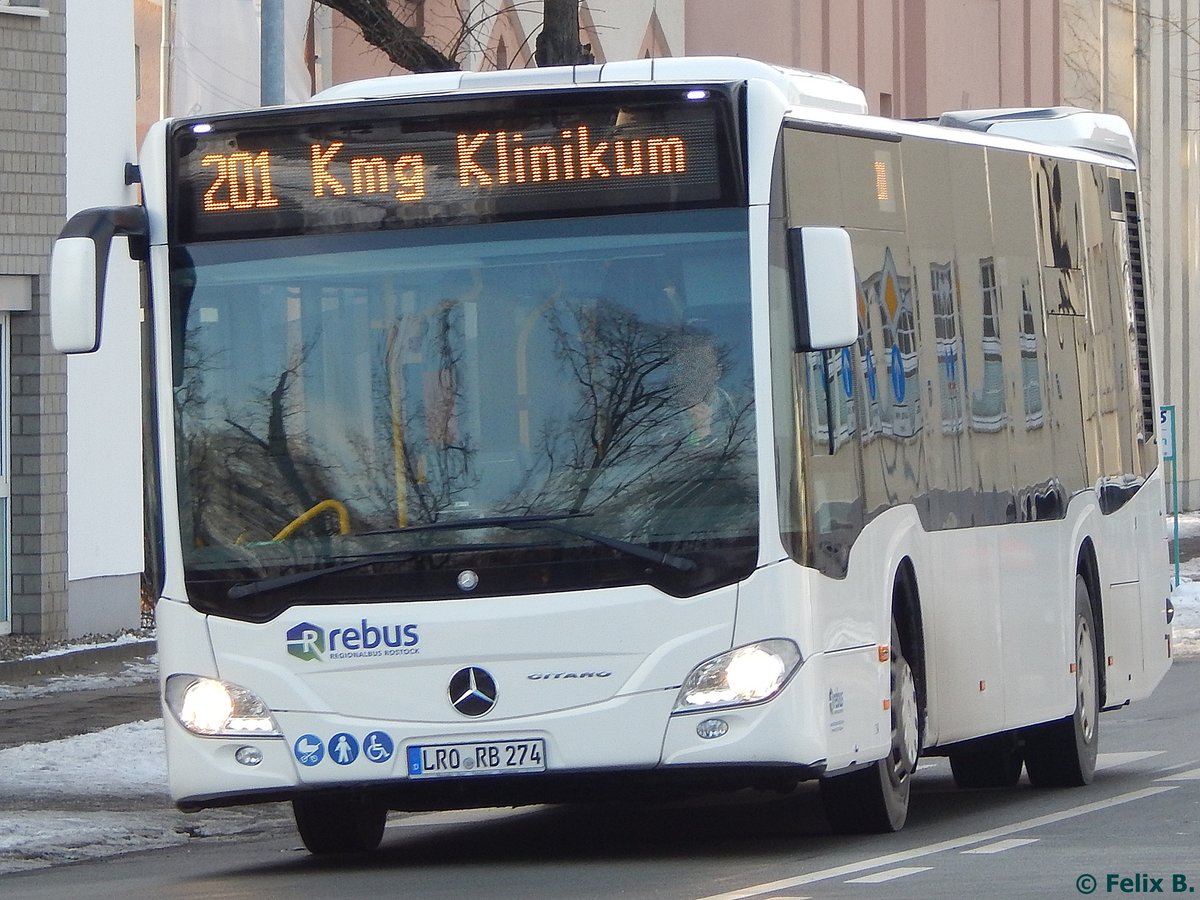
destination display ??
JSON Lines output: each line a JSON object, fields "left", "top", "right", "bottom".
{"left": 170, "top": 86, "right": 744, "bottom": 242}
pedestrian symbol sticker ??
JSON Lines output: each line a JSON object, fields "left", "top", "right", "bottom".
{"left": 364, "top": 731, "right": 394, "bottom": 764}
{"left": 330, "top": 732, "right": 359, "bottom": 766}
{"left": 294, "top": 734, "right": 324, "bottom": 766}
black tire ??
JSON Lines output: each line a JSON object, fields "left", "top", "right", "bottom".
{"left": 949, "top": 734, "right": 1024, "bottom": 789}
{"left": 1024, "top": 574, "right": 1099, "bottom": 787}
{"left": 820, "top": 620, "right": 920, "bottom": 833}
{"left": 293, "top": 793, "right": 388, "bottom": 854}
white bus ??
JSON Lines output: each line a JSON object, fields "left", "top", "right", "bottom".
{"left": 50, "top": 57, "right": 1172, "bottom": 853}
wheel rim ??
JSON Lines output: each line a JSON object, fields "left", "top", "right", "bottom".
{"left": 890, "top": 655, "right": 919, "bottom": 784}
{"left": 1076, "top": 616, "right": 1097, "bottom": 744}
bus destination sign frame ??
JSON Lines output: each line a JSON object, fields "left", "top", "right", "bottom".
{"left": 169, "top": 84, "right": 747, "bottom": 243}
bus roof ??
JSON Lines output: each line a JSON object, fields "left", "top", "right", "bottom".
{"left": 312, "top": 56, "right": 870, "bottom": 116}
{"left": 310, "top": 56, "right": 1135, "bottom": 167}
{"left": 935, "top": 107, "right": 1137, "bottom": 164}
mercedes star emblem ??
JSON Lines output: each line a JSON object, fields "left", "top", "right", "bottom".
{"left": 448, "top": 666, "right": 498, "bottom": 717}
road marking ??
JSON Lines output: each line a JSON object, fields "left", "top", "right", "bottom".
{"left": 1156, "top": 767, "right": 1200, "bottom": 781}
{"left": 1095, "top": 750, "right": 1164, "bottom": 770}
{"left": 845, "top": 866, "right": 932, "bottom": 884}
{"left": 1153, "top": 757, "right": 1200, "bottom": 775}
{"left": 696, "top": 785, "right": 1178, "bottom": 900}
{"left": 962, "top": 838, "right": 1039, "bottom": 854}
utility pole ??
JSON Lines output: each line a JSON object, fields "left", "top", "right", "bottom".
{"left": 261, "top": 0, "right": 285, "bottom": 106}
{"left": 159, "top": 0, "right": 173, "bottom": 117}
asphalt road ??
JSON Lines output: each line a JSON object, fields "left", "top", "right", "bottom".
{"left": 5, "top": 657, "right": 1198, "bottom": 899}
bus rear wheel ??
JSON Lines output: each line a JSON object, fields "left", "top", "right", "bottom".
{"left": 820, "top": 620, "right": 919, "bottom": 833}
{"left": 293, "top": 793, "right": 388, "bottom": 854}
{"left": 1024, "top": 574, "right": 1099, "bottom": 787}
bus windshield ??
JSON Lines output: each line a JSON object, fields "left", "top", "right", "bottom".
{"left": 171, "top": 208, "right": 757, "bottom": 618}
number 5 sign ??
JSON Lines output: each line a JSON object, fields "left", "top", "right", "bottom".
{"left": 1160, "top": 405, "right": 1176, "bottom": 462}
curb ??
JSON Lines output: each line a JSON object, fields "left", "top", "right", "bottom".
{"left": 0, "top": 639, "right": 157, "bottom": 681}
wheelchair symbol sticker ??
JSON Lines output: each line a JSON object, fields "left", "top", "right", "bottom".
{"left": 363, "top": 731, "right": 394, "bottom": 764}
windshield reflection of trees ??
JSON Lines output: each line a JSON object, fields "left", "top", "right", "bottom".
{"left": 178, "top": 271, "right": 755, "bottom": 573}
{"left": 512, "top": 300, "right": 754, "bottom": 531}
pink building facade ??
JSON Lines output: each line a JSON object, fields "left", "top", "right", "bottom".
{"left": 684, "top": 0, "right": 1061, "bottom": 119}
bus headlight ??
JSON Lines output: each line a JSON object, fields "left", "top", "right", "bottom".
{"left": 673, "top": 639, "right": 802, "bottom": 713}
{"left": 165, "top": 674, "right": 282, "bottom": 737}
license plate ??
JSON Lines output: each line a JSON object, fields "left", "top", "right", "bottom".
{"left": 406, "top": 739, "right": 546, "bottom": 779}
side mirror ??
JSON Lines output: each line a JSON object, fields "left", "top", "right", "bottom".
{"left": 49, "top": 205, "right": 148, "bottom": 353}
{"left": 787, "top": 226, "right": 859, "bottom": 351}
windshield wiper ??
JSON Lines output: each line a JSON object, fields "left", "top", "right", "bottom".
{"left": 358, "top": 512, "right": 593, "bottom": 537}
{"left": 500, "top": 518, "right": 696, "bottom": 572}
{"left": 227, "top": 513, "right": 694, "bottom": 601}
{"left": 368, "top": 513, "right": 696, "bottom": 572}
{"left": 226, "top": 550, "right": 418, "bottom": 601}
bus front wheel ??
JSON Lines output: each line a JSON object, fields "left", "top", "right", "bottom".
{"left": 293, "top": 792, "right": 388, "bottom": 854}
{"left": 820, "top": 619, "right": 919, "bottom": 833}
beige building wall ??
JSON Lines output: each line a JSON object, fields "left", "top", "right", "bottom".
{"left": 1055, "top": 0, "right": 1197, "bottom": 510}
{"left": 1129, "top": 0, "right": 1200, "bottom": 510}
{"left": 133, "top": 0, "right": 161, "bottom": 146}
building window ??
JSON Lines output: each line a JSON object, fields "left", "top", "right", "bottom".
{"left": 0, "top": 1, "right": 49, "bottom": 17}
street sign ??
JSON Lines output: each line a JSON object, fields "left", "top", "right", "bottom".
{"left": 1160, "top": 405, "right": 1180, "bottom": 587}
{"left": 1160, "top": 405, "right": 1176, "bottom": 461}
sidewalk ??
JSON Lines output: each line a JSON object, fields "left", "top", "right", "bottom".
{"left": 0, "top": 636, "right": 159, "bottom": 750}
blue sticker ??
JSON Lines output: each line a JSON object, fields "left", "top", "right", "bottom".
{"left": 363, "top": 731, "right": 394, "bottom": 764}
{"left": 865, "top": 349, "right": 878, "bottom": 401}
{"left": 890, "top": 343, "right": 906, "bottom": 402}
{"left": 407, "top": 745, "right": 423, "bottom": 776}
{"left": 329, "top": 732, "right": 360, "bottom": 766}
{"left": 294, "top": 734, "right": 324, "bottom": 766}
{"left": 944, "top": 348, "right": 957, "bottom": 384}
{"left": 840, "top": 346, "right": 854, "bottom": 398}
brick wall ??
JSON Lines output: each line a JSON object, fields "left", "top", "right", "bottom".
{"left": 0, "top": 0, "right": 68, "bottom": 637}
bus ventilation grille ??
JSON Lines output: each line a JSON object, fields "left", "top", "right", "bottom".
{"left": 1124, "top": 191, "right": 1155, "bottom": 437}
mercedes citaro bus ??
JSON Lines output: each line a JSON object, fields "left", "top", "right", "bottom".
{"left": 49, "top": 57, "right": 1171, "bottom": 853}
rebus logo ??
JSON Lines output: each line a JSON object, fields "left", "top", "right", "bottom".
{"left": 287, "top": 622, "right": 326, "bottom": 661}
{"left": 286, "top": 619, "right": 421, "bottom": 663}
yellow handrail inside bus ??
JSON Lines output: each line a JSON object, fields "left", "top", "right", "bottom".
{"left": 273, "top": 499, "right": 351, "bottom": 541}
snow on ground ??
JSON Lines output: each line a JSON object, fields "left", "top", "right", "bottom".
{"left": 22, "top": 632, "right": 153, "bottom": 661}
{"left": 0, "top": 517, "right": 1197, "bottom": 875}
{"left": 0, "top": 655, "right": 158, "bottom": 701}
{"left": 0, "top": 722, "right": 184, "bottom": 874}
{"left": 1168, "top": 511, "right": 1200, "bottom": 658}
{"left": 0, "top": 719, "right": 289, "bottom": 875}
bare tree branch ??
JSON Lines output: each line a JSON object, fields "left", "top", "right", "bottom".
{"left": 317, "top": 0, "right": 592, "bottom": 74}
{"left": 316, "top": 0, "right": 459, "bottom": 71}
